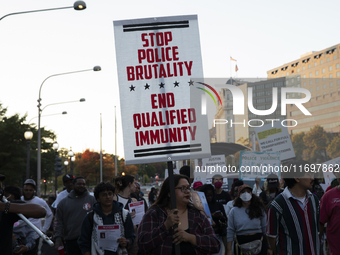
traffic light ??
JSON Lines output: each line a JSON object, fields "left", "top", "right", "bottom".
{"left": 55, "top": 156, "right": 64, "bottom": 176}
{"left": 43, "top": 179, "right": 47, "bottom": 195}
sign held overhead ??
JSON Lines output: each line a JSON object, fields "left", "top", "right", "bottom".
{"left": 114, "top": 15, "right": 210, "bottom": 165}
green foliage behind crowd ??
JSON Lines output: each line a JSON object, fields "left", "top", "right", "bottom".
{"left": 0, "top": 103, "right": 167, "bottom": 189}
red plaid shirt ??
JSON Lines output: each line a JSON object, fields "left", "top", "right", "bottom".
{"left": 137, "top": 206, "right": 220, "bottom": 255}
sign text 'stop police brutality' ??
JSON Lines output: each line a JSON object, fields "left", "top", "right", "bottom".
{"left": 126, "top": 31, "right": 193, "bottom": 81}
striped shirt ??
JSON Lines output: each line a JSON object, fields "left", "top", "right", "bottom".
{"left": 266, "top": 187, "right": 320, "bottom": 255}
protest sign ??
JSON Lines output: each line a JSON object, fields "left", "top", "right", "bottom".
{"left": 164, "top": 168, "right": 179, "bottom": 179}
{"left": 239, "top": 151, "right": 281, "bottom": 180}
{"left": 321, "top": 156, "right": 340, "bottom": 186}
{"left": 114, "top": 15, "right": 210, "bottom": 164}
{"left": 192, "top": 191, "right": 213, "bottom": 225}
{"left": 255, "top": 122, "right": 295, "bottom": 161}
{"left": 128, "top": 201, "right": 145, "bottom": 225}
{"left": 194, "top": 154, "right": 226, "bottom": 177}
{"left": 97, "top": 225, "right": 120, "bottom": 252}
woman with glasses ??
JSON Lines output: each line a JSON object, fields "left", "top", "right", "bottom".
{"left": 78, "top": 182, "right": 135, "bottom": 255}
{"left": 138, "top": 174, "right": 220, "bottom": 255}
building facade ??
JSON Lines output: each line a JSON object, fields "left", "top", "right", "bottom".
{"left": 267, "top": 44, "right": 340, "bottom": 134}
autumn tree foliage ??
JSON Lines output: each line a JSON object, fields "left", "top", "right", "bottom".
{"left": 76, "top": 149, "right": 115, "bottom": 186}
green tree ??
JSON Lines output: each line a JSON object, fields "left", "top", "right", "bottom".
{"left": 302, "top": 125, "right": 331, "bottom": 163}
{"left": 143, "top": 174, "right": 150, "bottom": 184}
{"left": 291, "top": 132, "right": 306, "bottom": 160}
{"left": 0, "top": 103, "right": 57, "bottom": 186}
{"left": 326, "top": 135, "right": 340, "bottom": 159}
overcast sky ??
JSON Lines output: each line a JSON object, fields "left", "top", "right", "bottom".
{"left": 1, "top": 0, "right": 339, "bottom": 158}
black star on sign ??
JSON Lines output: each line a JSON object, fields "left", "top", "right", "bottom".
{"left": 144, "top": 83, "right": 150, "bottom": 90}
{"left": 188, "top": 80, "right": 194, "bottom": 86}
{"left": 174, "top": 81, "right": 180, "bottom": 87}
{"left": 159, "top": 82, "right": 165, "bottom": 88}
{"left": 129, "top": 85, "right": 135, "bottom": 91}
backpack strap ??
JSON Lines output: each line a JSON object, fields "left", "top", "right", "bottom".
{"left": 120, "top": 208, "right": 129, "bottom": 224}
{"left": 87, "top": 210, "right": 95, "bottom": 230}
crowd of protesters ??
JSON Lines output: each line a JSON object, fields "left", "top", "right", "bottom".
{"left": 1, "top": 159, "right": 340, "bottom": 255}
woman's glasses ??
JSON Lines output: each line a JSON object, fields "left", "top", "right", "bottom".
{"left": 175, "top": 186, "right": 192, "bottom": 193}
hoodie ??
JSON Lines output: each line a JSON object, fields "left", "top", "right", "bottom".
{"left": 55, "top": 190, "right": 96, "bottom": 243}
{"left": 78, "top": 201, "right": 135, "bottom": 255}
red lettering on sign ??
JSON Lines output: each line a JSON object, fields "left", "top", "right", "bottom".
{"left": 141, "top": 31, "right": 173, "bottom": 47}
{"left": 127, "top": 66, "right": 135, "bottom": 81}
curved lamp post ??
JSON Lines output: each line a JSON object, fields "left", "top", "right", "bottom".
{"left": 37, "top": 66, "right": 100, "bottom": 196}
{"left": 0, "top": 1, "right": 86, "bottom": 21}
{"left": 24, "top": 129, "right": 34, "bottom": 179}
{"left": 28, "top": 111, "right": 68, "bottom": 124}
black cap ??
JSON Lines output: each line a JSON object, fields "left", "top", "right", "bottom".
{"left": 63, "top": 174, "right": 74, "bottom": 183}
{"left": 267, "top": 174, "right": 279, "bottom": 188}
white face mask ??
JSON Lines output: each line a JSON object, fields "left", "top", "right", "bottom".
{"left": 240, "top": 192, "right": 252, "bottom": 202}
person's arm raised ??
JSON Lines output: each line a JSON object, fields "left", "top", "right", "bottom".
{"left": 0, "top": 201, "right": 46, "bottom": 218}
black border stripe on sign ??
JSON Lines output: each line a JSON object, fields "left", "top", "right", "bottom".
{"left": 134, "top": 148, "right": 202, "bottom": 158}
{"left": 124, "top": 25, "right": 189, "bottom": 32}
{"left": 123, "top": 20, "right": 189, "bottom": 28}
{"left": 134, "top": 143, "right": 201, "bottom": 153}
{"left": 123, "top": 20, "right": 189, "bottom": 32}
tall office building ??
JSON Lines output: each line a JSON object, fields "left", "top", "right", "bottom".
{"left": 267, "top": 44, "right": 340, "bottom": 134}
{"left": 215, "top": 78, "right": 286, "bottom": 143}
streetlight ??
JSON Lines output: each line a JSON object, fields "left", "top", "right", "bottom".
{"left": 53, "top": 141, "right": 59, "bottom": 196}
{"left": 0, "top": 1, "right": 86, "bottom": 21}
{"left": 37, "top": 66, "right": 100, "bottom": 196}
{"left": 68, "top": 148, "right": 75, "bottom": 175}
{"left": 24, "top": 129, "right": 34, "bottom": 179}
{"left": 64, "top": 160, "right": 69, "bottom": 174}
{"left": 71, "top": 157, "right": 75, "bottom": 175}
{"left": 28, "top": 111, "right": 68, "bottom": 124}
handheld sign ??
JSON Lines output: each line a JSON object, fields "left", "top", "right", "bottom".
{"left": 114, "top": 15, "right": 210, "bottom": 165}
{"left": 255, "top": 122, "right": 295, "bottom": 161}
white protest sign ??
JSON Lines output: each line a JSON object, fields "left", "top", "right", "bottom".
{"left": 128, "top": 201, "right": 145, "bottom": 225}
{"left": 321, "top": 157, "right": 340, "bottom": 185}
{"left": 97, "top": 225, "right": 120, "bottom": 252}
{"left": 239, "top": 151, "right": 281, "bottom": 180}
{"left": 222, "top": 177, "right": 228, "bottom": 192}
{"left": 164, "top": 168, "right": 179, "bottom": 179}
{"left": 114, "top": 15, "right": 210, "bottom": 164}
{"left": 255, "top": 122, "right": 295, "bottom": 161}
{"left": 194, "top": 154, "right": 227, "bottom": 180}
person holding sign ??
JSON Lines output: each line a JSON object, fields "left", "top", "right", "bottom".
{"left": 138, "top": 174, "right": 220, "bottom": 255}
{"left": 78, "top": 182, "right": 135, "bottom": 255}
{"left": 114, "top": 175, "right": 139, "bottom": 254}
